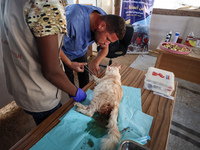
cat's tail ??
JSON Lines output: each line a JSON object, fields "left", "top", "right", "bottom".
{"left": 100, "top": 102, "right": 120, "bottom": 150}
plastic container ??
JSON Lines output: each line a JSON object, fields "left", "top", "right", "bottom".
{"left": 185, "top": 31, "right": 194, "bottom": 44}
{"left": 144, "top": 67, "right": 175, "bottom": 96}
{"left": 195, "top": 38, "right": 200, "bottom": 48}
{"left": 118, "top": 139, "right": 150, "bottom": 150}
{"left": 161, "top": 42, "right": 191, "bottom": 55}
{"left": 188, "top": 38, "right": 197, "bottom": 47}
{"left": 165, "top": 34, "right": 170, "bottom": 42}
{"left": 173, "top": 32, "right": 180, "bottom": 43}
{"left": 177, "top": 36, "right": 183, "bottom": 43}
{"left": 168, "top": 31, "right": 172, "bottom": 41}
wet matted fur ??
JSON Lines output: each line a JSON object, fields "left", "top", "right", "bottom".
{"left": 74, "top": 66, "right": 123, "bottom": 150}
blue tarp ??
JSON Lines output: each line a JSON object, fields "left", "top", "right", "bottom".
{"left": 31, "top": 86, "right": 153, "bottom": 150}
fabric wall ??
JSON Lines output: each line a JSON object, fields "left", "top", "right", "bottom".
{"left": 149, "top": 14, "right": 200, "bottom": 50}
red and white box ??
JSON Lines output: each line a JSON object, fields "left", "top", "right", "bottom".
{"left": 144, "top": 67, "right": 175, "bottom": 96}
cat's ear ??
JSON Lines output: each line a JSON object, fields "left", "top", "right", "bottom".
{"left": 107, "top": 66, "right": 111, "bottom": 71}
{"left": 117, "top": 65, "right": 121, "bottom": 69}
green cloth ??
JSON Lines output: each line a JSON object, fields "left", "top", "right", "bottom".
{"left": 30, "top": 85, "right": 153, "bottom": 150}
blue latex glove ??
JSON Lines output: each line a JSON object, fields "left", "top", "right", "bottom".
{"left": 71, "top": 87, "right": 87, "bottom": 102}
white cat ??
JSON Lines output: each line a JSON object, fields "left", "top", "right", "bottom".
{"left": 74, "top": 66, "right": 123, "bottom": 150}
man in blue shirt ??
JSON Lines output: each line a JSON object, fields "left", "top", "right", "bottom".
{"left": 61, "top": 4, "right": 126, "bottom": 88}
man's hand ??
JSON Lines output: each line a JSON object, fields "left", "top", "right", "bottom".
{"left": 90, "top": 60, "right": 100, "bottom": 76}
{"left": 71, "top": 62, "right": 87, "bottom": 73}
{"left": 89, "top": 45, "right": 109, "bottom": 75}
{"left": 60, "top": 49, "right": 87, "bottom": 73}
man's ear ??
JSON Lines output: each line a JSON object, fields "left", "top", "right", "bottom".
{"left": 97, "top": 21, "right": 106, "bottom": 31}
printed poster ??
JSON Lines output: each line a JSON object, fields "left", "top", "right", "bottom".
{"left": 120, "top": 0, "right": 155, "bottom": 54}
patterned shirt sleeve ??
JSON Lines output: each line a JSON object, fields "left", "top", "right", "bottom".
{"left": 24, "top": 0, "right": 67, "bottom": 37}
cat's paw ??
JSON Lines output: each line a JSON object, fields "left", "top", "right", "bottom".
{"left": 74, "top": 102, "right": 88, "bottom": 110}
{"left": 74, "top": 102, "right": 79, "bottom": 107}
{"left": 76, "top": 107, "right": 83, "bottom": 113}
{"left": 76, "top": 107, "right": 90, "bottom": 116}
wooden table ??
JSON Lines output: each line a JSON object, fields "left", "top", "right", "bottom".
{"left": 155, "top": 40, "right": 200, "bottom": 84}
{"left": 10, "top": 63, "right": 177, "bottom": 150}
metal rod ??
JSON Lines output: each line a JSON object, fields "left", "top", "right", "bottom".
{"left": 84, "top": 65, "right": 96, "bottom": 77}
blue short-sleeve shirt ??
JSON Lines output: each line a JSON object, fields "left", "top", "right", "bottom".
{"left": 62, "top": 4, "right": 106, "bottom": 60}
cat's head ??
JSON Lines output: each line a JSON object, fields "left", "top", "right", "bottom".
{"left": 105, "top": 66, "right": 121, "bottom": 77}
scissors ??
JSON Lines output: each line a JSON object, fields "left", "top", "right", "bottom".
{"left": 84, "top": 65, "right": 97, "bottom": 77}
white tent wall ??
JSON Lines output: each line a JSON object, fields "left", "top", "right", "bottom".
{"left": 149, "top": 14, "right": 200, "bottom": 50}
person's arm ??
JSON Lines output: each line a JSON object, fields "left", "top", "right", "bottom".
{"left": 60, "top": 49, "right": 87, "bottom": 72}
{"left": 60, "top": 49, "right": 72, "bottom": 67}
{"left": 89, "top": 45, "right": 109, "bottom": 75}
{"left": 36, "top": 34, "right": 78, "bottom": 96}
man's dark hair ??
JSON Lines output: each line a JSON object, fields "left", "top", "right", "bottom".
{"left": 102, "top": 15, "right": 126, "bottom": 40}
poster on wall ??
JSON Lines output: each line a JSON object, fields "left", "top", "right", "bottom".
{"left": 120, "top": 0, "right": 154, "bottom": 54}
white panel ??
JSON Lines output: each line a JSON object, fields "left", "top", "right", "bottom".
{"left": 97, "top": 0, "right": 113, "bottom": 14}
{"left": 79, "top": 0, "right": 96, "bottom": 6}
{"left": 153, "top": 0, "right": 200, "bottom": 9}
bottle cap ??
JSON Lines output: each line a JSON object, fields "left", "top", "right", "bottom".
{"left": 175, "top": 32, "right": 180, "bottom": 36}
{"left": 189, "top": 32, "right": 194, "bottom": 37}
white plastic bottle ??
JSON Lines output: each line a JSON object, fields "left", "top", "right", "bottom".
{"left": 168, "top": 31, "right": 172, "bottom": 41}
{"left": 173, "top": 32, "right": 180, "bottom": 43}
{"left": 165, "top": 34, "right": 170, "bottom": 42}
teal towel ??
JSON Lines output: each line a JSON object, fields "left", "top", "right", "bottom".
{"left": 30, "top": 85, "right": 153, "bottom": 150}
